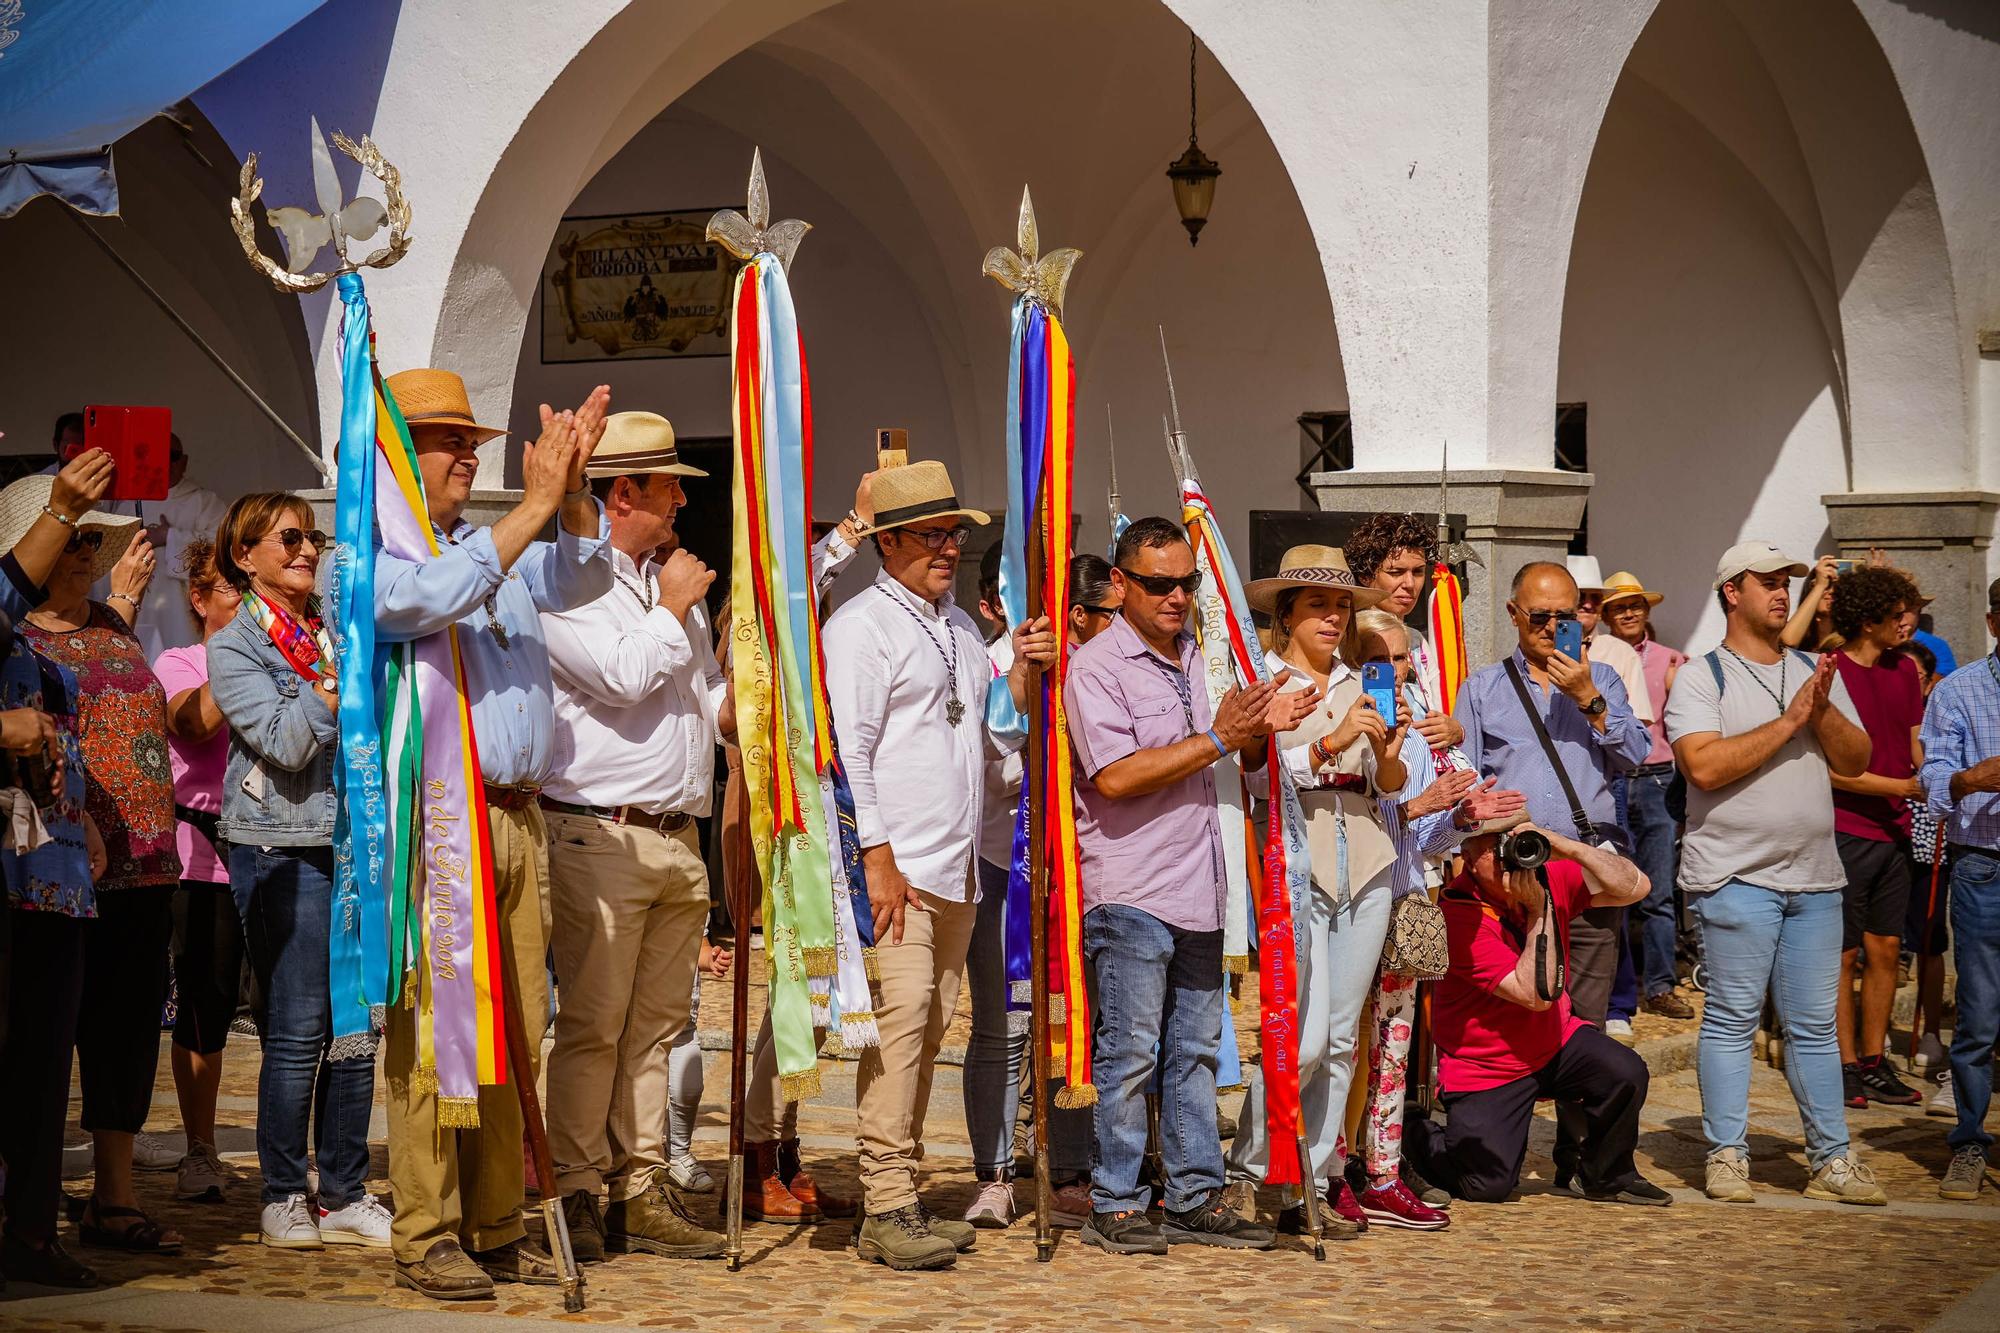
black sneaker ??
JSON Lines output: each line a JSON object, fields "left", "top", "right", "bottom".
{"left": 1162, "top": 1190, "right": 1275, "bottom": 1250}
{"left": 1582, "top": 1175, "right": 1673, "bottom": 1207}
{"left": 1857, "top": 1058, "right": 1923, "bottom": 1106}
{"left": 1842, "top": 1063, "right": 1867, "bottom": 1110}
{"left": 1080, "top": 1209, "right": 1168, "bottom": 1256}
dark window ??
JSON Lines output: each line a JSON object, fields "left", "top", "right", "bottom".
{"left": 1295, "top": 410, "right": 1352, "bottom": 503}
{"left": 1555, "top": 402, "right": 1587, "bottom": 556}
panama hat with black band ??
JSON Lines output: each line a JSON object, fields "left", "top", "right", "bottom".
{"left": 851, "top": 460, "right": 989, "bottom": 536}
{"left": 584, "top": 410, "right": 708, "bottom": 479}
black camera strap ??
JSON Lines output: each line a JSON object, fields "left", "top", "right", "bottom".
{"left": 1504, "top": 657, "right": 1595, "bottom": 844}
{"left": 1535, "top": 880, "right": 1566, "bottom": 1002}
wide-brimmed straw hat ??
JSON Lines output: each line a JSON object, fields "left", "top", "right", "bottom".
{"left": 1598, "top": 570, "right": 1664, "bottom": 608}
{"left": 0, "top": 475, "right": 140, "bottom": 584}
{"left": 853, "top": 460, "right": 990, "bottom": 536}
{"left": 585, "top": 411, "right": 707, "bottom": 479}
{"left": 1245, "top": 544, "right": 1389, "bottom": 615}
{"left": 385, "top": 368, "right": 506, "bottom": 444}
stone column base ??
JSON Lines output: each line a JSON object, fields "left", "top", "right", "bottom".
{"left": 1310, "top": 468, "right": 1591, "bottom": 665}
{"left": 1821, "top": 490, "right": 2000, "bottom": 657}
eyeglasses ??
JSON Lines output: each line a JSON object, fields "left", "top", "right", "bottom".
{"left": 1518, "top": 609, "right": 1579, "bottom": 628}
{"left": 898, "top": 525, "right": 971, "bottom": 552}
{"left": 1118, "top": 567, "right": 1203, "bottom": 598}
{"left": 255, "top": 528, "right": 329, "bottom": 553}
{"left": 64, "top": 530, "right": 103, "bottom": 554}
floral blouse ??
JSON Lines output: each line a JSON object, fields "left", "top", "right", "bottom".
{"left": 21, "top": 604, "right": 180, "bottom": 891}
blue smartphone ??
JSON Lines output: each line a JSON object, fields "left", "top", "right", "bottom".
{"left": 1553, "top": 617, "right": 1584, "bottom": 660}
{"left": 1362, "top": 661, "right": 1398, "bottom": 728}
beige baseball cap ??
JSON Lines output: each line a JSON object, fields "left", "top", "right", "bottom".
{"left": 1712, "top": 540, "right": 1808, "bottom": 590}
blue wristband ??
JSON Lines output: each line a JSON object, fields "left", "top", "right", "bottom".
{"left": 1204, "top": 727, "right": 1227, "bottom": 757}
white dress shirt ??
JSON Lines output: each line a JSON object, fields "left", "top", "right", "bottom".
{"left": 824, "top": 566, "right": 997, "bottom": 902}
{"left": 979, "top": 633, "right": 1025, "bottom": 869}
{"left": 134, "top": 480, "right": 229, "bottom": 660}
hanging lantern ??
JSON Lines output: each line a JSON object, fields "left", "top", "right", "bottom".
{"left": 1166, "top": 32, "right": 1222, "bottom": 246}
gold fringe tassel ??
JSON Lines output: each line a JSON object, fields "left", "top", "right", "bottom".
{"left": 437, "top": 1096, "right": 481, "bottom": 1129}
{"left": 413, "top": 1064, "right": 440, "bottom": 1096}
{"left": 780, "top": 1067, "right": 822, "bottom": 1102}
{"left": 1224, "top": 953, "right": 1249, "bottom": 976}
{"left": 1049, "top": 996, "right": 1067, "bottom": 1025}
{"left": 861, "top": 946, "right": 880, "bottom": 981}
{"left": 801, "top": 945, "right": 838, "bottom": 978}
{"left": 1053, "top": 1082, "right": 1098, "bottom": 1109}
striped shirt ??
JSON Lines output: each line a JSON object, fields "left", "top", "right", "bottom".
{"left": 1919, "top": 650, "right": 2000, "bottom": 851}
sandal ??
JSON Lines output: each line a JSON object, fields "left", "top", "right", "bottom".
{"left": 78, "top": 1201, "right": 183, "bottom": 1254}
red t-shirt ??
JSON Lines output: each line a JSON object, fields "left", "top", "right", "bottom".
{"left": 1434, "top": 859, "right": 1592, "bottom": 1094}
{"left": 1830, "top": 650, "right": 1923, "bottom": 842}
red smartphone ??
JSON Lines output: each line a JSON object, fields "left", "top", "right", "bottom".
{"left": 81, "top": 405, "right": 172, "bottom": 502}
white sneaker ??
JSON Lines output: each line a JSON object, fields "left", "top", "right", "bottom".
{"left": 667, "top": 1154, "right": 715, "bottom": 1194}
{"left": 261, "top": 1193, "right": 324, "bottom": 1249}
{"left": 1704, "top": 1148, "right": 1754, "bottom": 1202}
{"left": 1605, "top": 1018, "right": 1636, "bottom": 1044}
{"left": 1913, "top": 1032, "right": 1949, "bottom": 1072}
{"left": 318, "top": 1194, "right": 392, "bottom": 1247}
{"left": 1929, "top": 1072, "right": 1958, "bottom": 1119}
{"left": 176, "top": 1140, "right": 227, "bottom": 1201}
{"left": 963, "top": 1178, "right": 1015, "bottom": 1229}
{"left": 1803, "top": 1155, "right": 1888, "bottom": 1206}
{"left": 133, "top": 1131, "right": 182, "bottom": 1171}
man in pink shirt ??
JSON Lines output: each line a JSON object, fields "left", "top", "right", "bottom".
{"left": 1404, "top": 814, "right": 1662, "bottom": 1204}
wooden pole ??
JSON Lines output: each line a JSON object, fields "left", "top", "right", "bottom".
{"left": 724, "top": 837, "right": 753, "bottom": 1270}
{"left": 498, "top": 953, "right": 585, "bottom": 1311}
{"left": 1026, "top": 473, "right": 1056, "bottom": 1264}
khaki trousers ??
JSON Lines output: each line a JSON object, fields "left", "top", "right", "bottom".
{"left": 744, "top": 1006, "right": 806, "bottom": 1142}
{"left": 854, "top": 887, "right": 977, "bottom": 1213}
{"left": 387, "top": 802, "right": 551, "bottom": 1264}
{"left": 545, "top": 812, "right": 709, "bottom": 1200}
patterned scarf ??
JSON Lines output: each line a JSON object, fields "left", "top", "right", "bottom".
{"left": 241, "top": 587, "right": 332, "bottom": 681}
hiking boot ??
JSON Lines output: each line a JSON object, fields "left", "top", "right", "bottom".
{"left": 606, "top": 1183, "right": 726, "bottom": 1258}
{"left": 176, "top": 1141, "right": 227, "bottom": 1202}
{"left": 1940, "top": 1145, "right": 1987, "bottom": 1201}
{"left": 1360, "top": 1178, "right": 1450, "bottom": 1230}
{"left": 0, "top": 1235, "right": 97, "bottom": 1289}
{"left": 778, "top": 1138, "right": 855, "bottom": 1219}
{"left": 916, "top": 1200, "right": 976, "bottom": 1252}
{"left": 394, "top": 1238, "right": 494, "bottom": 1302}
{"left": 1643, "top": 988, "right": 1695, "bottom": 1020}
{"left": 470, "top": 1236, "right": 562, "bottom": 1285}
{"left": 260, "top": 1193, "right": 323, "bottom": 1249}
{"left": 1842, "top": 1063, "right": 1867, "bottom": 1109}
{"left": 560, "top": 1191, "right": 605, "bottom": 1265}
{"left": 1704, "top": 1149, "right": 1754, "bottom": 1202}
{"left": 1857, "top": 1057, "right": 1923, "bottom": 1106}
{"left": 964, "top": 1178, "right": 1015, "bottom": 1229}
{"left": 1216, "top": 1106, "right": 1239, "bottom": 1140}
{"left": 1080, "top": 1208, "right": 1168, "bottom": 1256}
{"left": 1803, "top": 1155, "right": 1888, "bottom": 1206}
{"left": 1163, "top": 1189, "right": 1276, "bottom": 1250}
{"left": 743, "top": 1140, "right": 817, "bottom": 1224}
{"left": 856, "top": 1205, "right": 957, "bottom": 1270}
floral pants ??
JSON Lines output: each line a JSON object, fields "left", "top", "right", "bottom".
{"left": 1335, "top": 967, "right": 1419, "bottom": 1181}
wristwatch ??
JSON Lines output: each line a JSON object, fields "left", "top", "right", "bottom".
{"left": 1580, "top": 693, "right": 1608, "bottom": 718}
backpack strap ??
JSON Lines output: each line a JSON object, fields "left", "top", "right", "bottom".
{"left": 1705, "top": 649, "right": 1725, "bottom": 697}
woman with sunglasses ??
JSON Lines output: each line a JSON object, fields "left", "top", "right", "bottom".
{"left": 208, "top": 494, "right": 387, "bottom": 1250}
{"left": 17, "top": 479, "right": 183, "bottom": 1256}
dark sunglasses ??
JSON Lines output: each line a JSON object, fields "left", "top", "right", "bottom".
{"left": 1118, "top": 567, "right": 1203, "bottom": 598}
{"left": 897, "top": 525, "right": 972, "bottom": 552}
{"left": 255, "top": 528, "right": 329, "bottom": 553}
{"left": 64, "top": 530, "right": 103, "bottom": 554}
{"left": 1075, "top": 603, "right": 1116, "bottom": 616}
{"left": 1518, "top": 608, "right": 1579, "bottom": 628}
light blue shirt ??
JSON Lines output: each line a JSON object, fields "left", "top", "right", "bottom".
{"left": 374, "top": 512, "right": 613, "bottom": 787}
{"left": 1921, "top": 649, "right": 2000, "bottom": 851}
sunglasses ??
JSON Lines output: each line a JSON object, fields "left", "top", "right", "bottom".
{"left": 1518, "top": 608, "right": 1579, "bottom": 628}
{"left": 64, "top": 530, "right": 103, "bottom": 554}
{"left": 1075, "top": 603, "right": 1116, "bottom": 616}
{"left": 255, "top": 528, "right": 329, "bottom": 553}
{"left": 1118, "top": 568, "right": 1203, "bottom": 598}
{"left": 897, "top": 525, "right": 972, "bottom": 552}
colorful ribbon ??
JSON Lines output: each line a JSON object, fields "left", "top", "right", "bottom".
{"left": 1428, "top": 561, "right": 1468, "bottom": 716}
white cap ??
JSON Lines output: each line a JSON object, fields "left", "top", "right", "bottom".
{"left": 1712, "top": 539, "right": 1809, "bottom": 590}
{"left": 1566, "top": 555, "right": 1605, "bottom": 592}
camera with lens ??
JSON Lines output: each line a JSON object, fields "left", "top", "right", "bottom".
{"left": 1497, "top": 826, "right": 1551, "bottom": 871}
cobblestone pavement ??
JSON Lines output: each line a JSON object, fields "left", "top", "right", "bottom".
{"left": 9, "top": 968, "right": 1999, "bottom": 1331}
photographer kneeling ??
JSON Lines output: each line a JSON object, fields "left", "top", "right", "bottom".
{"left": 1404, "top": 814, "right": 1669, "bottom": 1206}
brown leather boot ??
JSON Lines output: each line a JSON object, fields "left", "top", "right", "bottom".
{"left": 778, "top": 1137, "right": 856, "bottom": 1219}
{"left": 742, "top": 1140, "right": 818, "bottom": 1224}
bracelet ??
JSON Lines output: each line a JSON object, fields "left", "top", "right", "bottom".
{"left": 41, "top": 504, "right": 76, "bottom": 528}
{"left": 1204, "top": 727, "right": 1227, "bottom": 758}
{"left": 108, "top": 592, "right": 138, "bottom": 608}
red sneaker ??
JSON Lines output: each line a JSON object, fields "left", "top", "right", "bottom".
{"left": 1359, "top": 1179, "right": 1451, "bottom": 1230}
{"left": 1326, "top": 1179, "right": 1370, "bottom": 1232}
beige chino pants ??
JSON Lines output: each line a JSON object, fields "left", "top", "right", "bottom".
{"left": 854, "top": 885, "right": 977, "bottom": 1214}
{"left": 544, "top": 811, "right": 711, "bottom": 1202}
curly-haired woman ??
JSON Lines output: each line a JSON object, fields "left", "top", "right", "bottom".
{"left": 1343, "top": 512, "right": 1465, "bottom": 757}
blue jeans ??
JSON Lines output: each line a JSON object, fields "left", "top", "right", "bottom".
{"left": 1948, "top": 849, "right": 2000, "bottom": 1151}
{"left": 1693, "top": 881, "right": 1849, "bottom": 1168}
{"left": 1627, "top": 769, "right": 1685, "bottom": 997}
{"left": 1084, "top": 903, "right": 1224, "bottom": 1213}
{"left": 232, "top": 845, "right": 376, "bottom": 1207}
{"left": 964, "top": 858, "right": 1091, "bottom": 1179}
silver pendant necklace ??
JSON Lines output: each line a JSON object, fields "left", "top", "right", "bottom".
{"left": 881, "top": 586, "right": 963, "bottom": 726}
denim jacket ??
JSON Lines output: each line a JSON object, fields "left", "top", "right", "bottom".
{"left": 208, "top": 608, "right": 336, "bottom": 846}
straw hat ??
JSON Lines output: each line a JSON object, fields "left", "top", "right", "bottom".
{"left": 385, "top": 368, "right": 506, "bottom": 444}
{"left": 852, "top": 460, "right": 990, "bottom": 535}
{"left": 585, "top": 411, "right": 707, "bottom": 479}
{"left": 0, "top": 475, "right": 140, "bottom": 584}
{"left": 1598, "top": 570, "right": 1664, "bottom": 608}
{"left": 1245, "top": 544, "right": 1389, "bottom": 615}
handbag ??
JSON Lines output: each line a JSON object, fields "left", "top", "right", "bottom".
{"left": 1382, "top": 891, "right": 1448, "bottom": 979}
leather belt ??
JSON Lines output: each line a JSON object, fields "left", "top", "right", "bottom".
{"left": 540, "top": 796, "right": 690, "bottom": 834}
{"left": 1630, "top": 761, "right": 1676, "bottom": 777}
{"left": 484, "top": 782, "right": 543, "bottom": 811}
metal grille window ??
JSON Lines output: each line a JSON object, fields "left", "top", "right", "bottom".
{"left": 1556, "top": 402, "right": 1587, "bottom": 555}
{"left": 1296, "top": 409, "right": 1352, "bottom": 503}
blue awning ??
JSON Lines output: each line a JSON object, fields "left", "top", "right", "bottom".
{"left": 0, "top": 0, "right": 332, "bottom": 217}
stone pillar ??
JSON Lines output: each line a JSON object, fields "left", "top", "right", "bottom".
{"left": 1311, "top": 468, "right": 1592, "bottom": 666}
{"left": 1821, "top": 490, "right": 2000, "bottom": 657}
